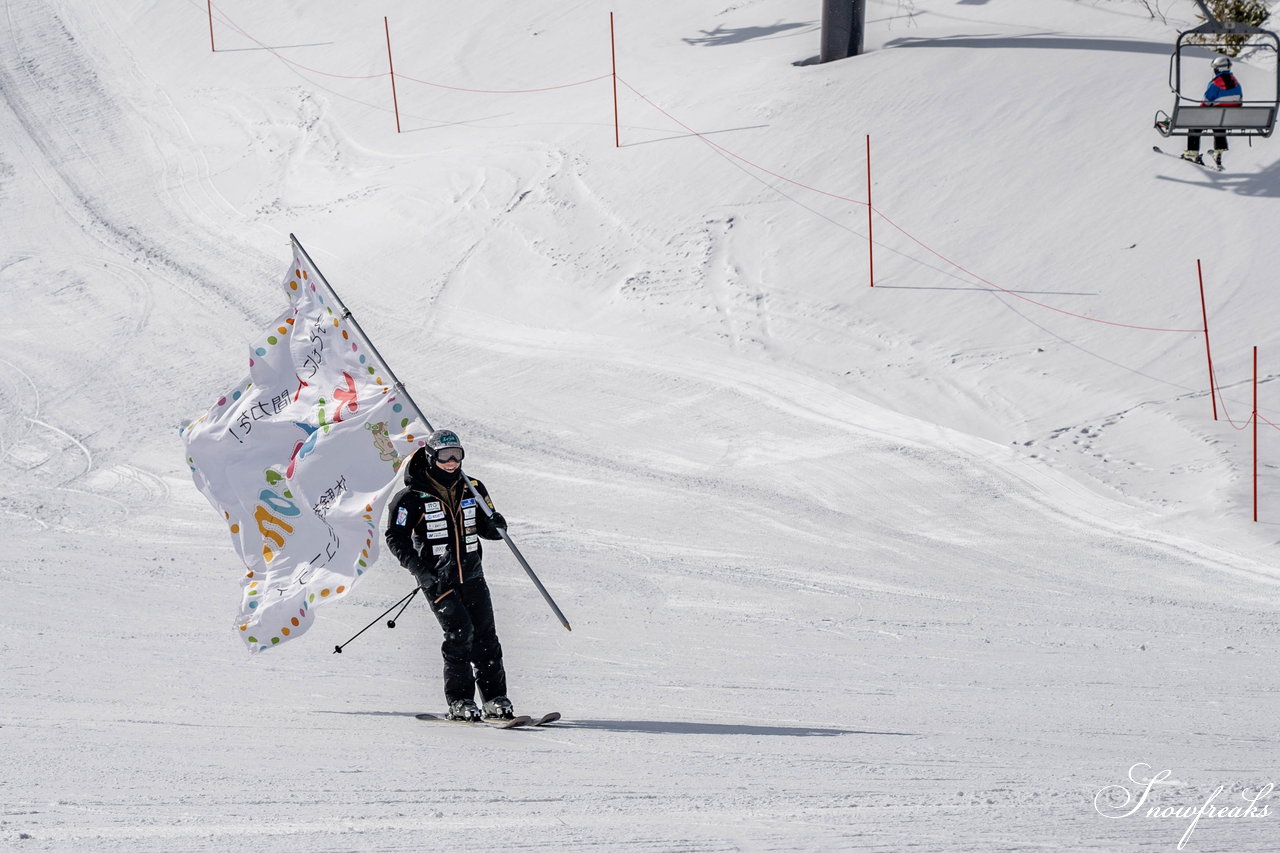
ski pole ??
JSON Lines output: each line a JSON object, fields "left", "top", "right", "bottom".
{"left": 386, "top": 586, "right": 419, "bottom": 628}
{"left": 333, "top": 587, "right": 419, "bottom": 654}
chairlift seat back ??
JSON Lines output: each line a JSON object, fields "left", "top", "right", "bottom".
{"left": 1167, "top": 104, "right": 1276, "bottom": 136}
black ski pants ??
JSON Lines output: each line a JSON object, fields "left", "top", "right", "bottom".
{"left": 1186, "top": 129, "right": 1228, "bottom": 153}
{"left": 427, "top": 575, "right": 507, "bottom": 704}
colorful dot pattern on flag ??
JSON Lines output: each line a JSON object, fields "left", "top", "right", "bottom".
{"left": 281, "top": 267, "right": 390, "bottom": 392}
{"left": 184, "top": 244, "right": 431, "bottom": 654}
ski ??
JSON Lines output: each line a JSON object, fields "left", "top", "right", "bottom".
{"left": 413, "top": 711, "right": 559, "bottom": 728}
{"left": 1152, "top": 145, "right": 1223, "bottom": 171}
{"left": 415, "top": 712, "right": 534, "bottom": 729}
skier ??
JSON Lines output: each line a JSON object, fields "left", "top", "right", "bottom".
{"left": 1184, "top": 55, "right": 1242, "bottom": 168}
{"left": 385, "top": 429, "right": 514, "bottom": 722}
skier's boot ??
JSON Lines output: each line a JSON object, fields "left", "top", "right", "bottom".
{"left": 1181, "top": 150, "right": 1204, "bottom": 165}
{"left": 1211, "top": 148, "right": 1226, "bottom": 168}
{"left": 446, "top": 699, "right": 483, "bottom": 722}
{"left": 482, "top": 696, "right": 515, "bottom": 720}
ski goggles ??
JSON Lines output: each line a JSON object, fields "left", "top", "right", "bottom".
{"left": 435, "top": 447, "right": 465, "bottom": 463}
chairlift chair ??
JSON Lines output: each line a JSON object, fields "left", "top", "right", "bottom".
{"left": 1153, "top": 20, "right": 1280, "bottom": 139}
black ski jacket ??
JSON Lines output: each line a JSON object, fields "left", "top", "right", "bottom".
{"left": 385, "top": 450, "right": 503, "bottom": 599}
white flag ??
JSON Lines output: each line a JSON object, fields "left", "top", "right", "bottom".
{"left": 182, "top": 243, "right": 426, "bottom": 652}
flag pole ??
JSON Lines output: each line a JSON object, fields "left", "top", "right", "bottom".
{"left": 288, "top": 234, "right": 572, "bottom": 631}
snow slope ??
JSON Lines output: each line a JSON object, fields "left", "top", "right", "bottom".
{"left": 3, "top": 0, "right": 1279, "bottom": 849}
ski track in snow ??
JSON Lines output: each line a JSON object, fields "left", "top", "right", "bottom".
{"left": 2, "top": 0, "right": 1280, "bottom": 850}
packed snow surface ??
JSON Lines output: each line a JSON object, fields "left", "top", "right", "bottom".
{"left": 3, "top": 0, "right": 1279, "bottom": 849}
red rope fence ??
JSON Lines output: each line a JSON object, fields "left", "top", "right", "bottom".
{"left": 616, "top": 75, "right": 1204, "bottom": 334}
{"left": 197, "top": 3, "right": 1277, "bottom": 522}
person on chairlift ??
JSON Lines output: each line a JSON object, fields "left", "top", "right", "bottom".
{"left": 1184, "top": 55, "right": 1242, "bottom": 168}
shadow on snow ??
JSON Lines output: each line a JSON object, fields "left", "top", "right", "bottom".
{"left": 322, "top": 710, "right": 914, "bottom": 737}
{"left": 1155, "top": 156, "right": 1280, "bottom": 197}
{"left": 557, "top": 719, "right": 916, "bottom": 737}
{"left": 886, "top": 33, "right": 1172, "bottom": 56}
{"left": 684, "top": 22, "right": 815, "bottom": 47}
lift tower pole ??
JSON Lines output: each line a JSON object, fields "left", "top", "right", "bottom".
{"left": 1192, "top": 0, "right": 1221, "bottom": 25}
{"left": 821, "top": 0, "right": 866, "bottom": 63}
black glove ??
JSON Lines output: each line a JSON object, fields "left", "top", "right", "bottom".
{"left": 407, "top": 556, "right": 432, "bottom": 587}
{"left": 489, "top": 511, "right": 507, "bottom": 531}
{"left": 433, "top": 565, "right": 458, "bottom": 601}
